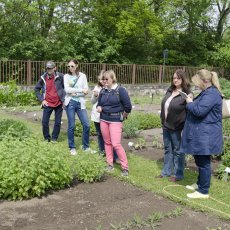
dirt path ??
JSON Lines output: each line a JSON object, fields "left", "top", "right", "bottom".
{"left": 0, "top": 109, "right": 229, "bottom": 230}
{"left": 0, "top": 176, "right": 229, "bottom": 230}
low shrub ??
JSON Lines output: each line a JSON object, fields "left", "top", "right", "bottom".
{"left": 216, "top": 119, "right": 230, "bottom": 180}
{"left": 73, "top": 153, "right": 106, "bottom": 183}
{"left": 0, "top": 137, "right": 106, "bottom": 200}
{"left": 0, "top": 119, "right": 31, "bottom": 141}
{"left": 123, "top": 115, "right": 140, "bottom": 138}
{"left": 0, "top": 138, "right": 73, "bottom": 200}
{"left": 220, "top": 78, "right": 230, "bottom": 99}
{"left": 0, "top": 80, "right": 37, "bottom": 106}
{"left": 123, "top": 112, "right": 161, "bottom": 138}
{"left": 137, "top": 113, "right": 161, "bottom": 130}
{"left": 75, "top": 121, "right": 96, "bottom": 137}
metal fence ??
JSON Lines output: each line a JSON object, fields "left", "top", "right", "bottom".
{"left": 0, "top": 60, "right": 227, "bottom": 86}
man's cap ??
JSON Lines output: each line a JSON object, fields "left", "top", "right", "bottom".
{"left": 46, "top": 61, "right": 55, "bottom": 69}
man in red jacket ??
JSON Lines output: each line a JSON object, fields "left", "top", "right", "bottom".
{"left": 34, "top": 61, "right": 65, "bottom": 142}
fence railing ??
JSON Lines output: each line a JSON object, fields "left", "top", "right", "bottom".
{"left": 0, "top": 60, "right": 227, "bottom": 86}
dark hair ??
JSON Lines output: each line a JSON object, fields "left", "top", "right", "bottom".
{"left": 171, "top": 69, "right": 191, "bottom": 94}
{"left": 97, "top": 70, "right": 105, "bottom": 87}
{"left": 67, "top": 59, "right": 80, "bottom": 75}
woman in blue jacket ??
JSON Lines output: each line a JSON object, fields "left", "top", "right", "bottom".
{"left": 97, "top": 70, "right": 132, "bottom": 176}
{"left": 181, "top": 69, "right": 223, "bottom": 199}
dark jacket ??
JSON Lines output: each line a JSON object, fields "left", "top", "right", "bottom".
{"left": 34, "top": 71, "right": 65, "bottom": 103}
{"left": 160, "top": 87, "right": 190, "bottom": 130}
{"left": 97, "top": 85, "right": 132, "bottom": 122}
{"left": 180, "top": 86, "right": 223, "bottom": 155}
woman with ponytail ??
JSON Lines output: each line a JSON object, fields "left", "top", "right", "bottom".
{"left": 180, "top": 69, "right": 223, "bottom": 199}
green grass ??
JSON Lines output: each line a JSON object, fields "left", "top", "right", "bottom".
{"left": 112, "top": 153, "right": 230, "bottom": 220}
{"left": 2, "top": 105, "right": 42, "bottom": 112}
{"left": 131, "top": 95, "right": 162, "bottom": 105}
{"left": 0, "top": 109, "right": 229, "bottom": 220}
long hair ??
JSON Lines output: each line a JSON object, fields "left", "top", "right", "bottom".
{"left": 97, "top": 70, "right": 105, "bottom": 87}
{"left": 192, "top": 69, "right": 221, "bottom": 92}
{"left": 67, "top": 59, "right": 80, "bottom": 75}
{"left": 170, "top": 69, "right": 191, "bottom": 94}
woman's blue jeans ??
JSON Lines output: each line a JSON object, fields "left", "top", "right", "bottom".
{"left": 161, "top": 128, "right": 185, "bottom": 179}
{"left": 66, "top": 100, "right": 90, "bottom": 150}
{"left": 194, "top": 155, "right": 211, "bottom": 194}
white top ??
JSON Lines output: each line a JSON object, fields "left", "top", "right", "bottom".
{"left": 64, "top": 72, "right": 89, "bottom": 109}
{"left": 164, "top": 95, "right": 173, "bottom": 119}
{"left": 90, "top": 85, "right": 102, "bottom": 123}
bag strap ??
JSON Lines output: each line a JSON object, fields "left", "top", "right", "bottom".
{"left": 72, "top": 75, "right": 80, "bottom": 88}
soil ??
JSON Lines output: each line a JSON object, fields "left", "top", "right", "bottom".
{"left": 0, "top": 108, "right": 229, "bottom": 230}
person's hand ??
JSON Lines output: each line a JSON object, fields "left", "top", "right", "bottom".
{"left": 82, "top": 89, "right": 88, "bottom": 95}
{"left": 123, "top": 112, "right": 128, "bottom": 119}
{"left": 186, "top": 96, "right": 193, "bottom": 103}
{"left": 187, "top": 93, "right": 193, "bottom": 99}
{"left": 97, "top": 106, "right": 102, "bottom": 113}
{"left": 93, "top": 90, "right": 99, "bottom": 97}
{"left": 42, "top": 100, "right": 48, "bottom": 107}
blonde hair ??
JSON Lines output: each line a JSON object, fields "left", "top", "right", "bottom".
{"left": 192, "top": 69, "right": 221, "bottom": 92}
{"left": 103, "top": 70, "right": 117, "bottom": 83}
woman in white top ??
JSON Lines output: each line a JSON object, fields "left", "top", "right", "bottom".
{"left": 64, "top": 59, "right": 90, "bottom": 155}
{"left": 91, "top": 71, "right": 105, "bottom": 152}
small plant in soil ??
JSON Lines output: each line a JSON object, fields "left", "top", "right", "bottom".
{"left": 152, "top": 135, "right": 164, "bottom": 149}
{"left": 134, "top": 137, "right": 146, "bottom": 150}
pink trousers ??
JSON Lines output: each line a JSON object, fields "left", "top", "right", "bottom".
{"left": 100, "top": 120, "right": 128, "bottom": 170}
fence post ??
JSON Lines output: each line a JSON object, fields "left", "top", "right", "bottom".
{"left": 132, "top": 64, "right": 136, "bottom": 85}
{"left": 27, "top": 60, "right": 32, "bottom": 86}
{"left": 159, "top": 65, "right": 162, "bottom": 84}
{"left": 102, "top": 63, "right": 106, "bottom": 71}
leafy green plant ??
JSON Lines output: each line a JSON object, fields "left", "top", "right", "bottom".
{"left": 152, "top": 135, "right": 163, "bottom": 149}
{"left": 223, "top": 118, "right": 230, "bottom": 138}
{"left": 128, "top": 112, "right": 161, "bottom": 130}
{"left": 108, "top": 208, "right": 183, "bottom": 230}
{"left": 0, "top": 136, "right": 106, "bottom": 200}
{"left": 0, "top": 119, "right": 31, "bottom": 141}
{"left": 216, "top": 119, "right": 230, "bottom": 180}
{"left": 0, "top": 80, "right": 37, "bottom": 106}
{"left": 220, "top": 78, "right": 230, "bottom": 99}
{"left": 123, "top": 115, "right": 140, "bottom": 138}
{"left": 75, "top": 121, "right": 96, "bottom": 137}
{"left": 73, "top": 152, "right": 106, "bottom": 183}
{"left": 0, "top": 137, "right": 73, "bottom": 200}
{"left": 134, "top": 137, "right": 146, "bottom": 150}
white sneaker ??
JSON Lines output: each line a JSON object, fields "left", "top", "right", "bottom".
{"left": 84, "top": 148, "right": 97, "bottom": 154}
{"left": 186, "top": 183, "right": 198, "bottom": 191}
{"left": 187, "top": 191, "right": 209, "bottom": 199}
{"left": 70, "top": 148, "right": 77, "bottom": 155}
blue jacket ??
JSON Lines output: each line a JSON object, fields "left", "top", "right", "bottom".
{"left": 180, "top": 86, "right": 223, "bottom": 155}
{"left": 34, "top": 71, "right": 65, "bottom": 103}
{"left": 97, "top": 85, "right": 132, "bottom": 122}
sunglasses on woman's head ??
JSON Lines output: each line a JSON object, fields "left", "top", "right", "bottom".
{"left": 67, "top": 65, "right": 75, "bottom": 68}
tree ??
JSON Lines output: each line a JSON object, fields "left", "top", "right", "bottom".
{"left": 215, "top": 0, "right": 230, "bottom": 41}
